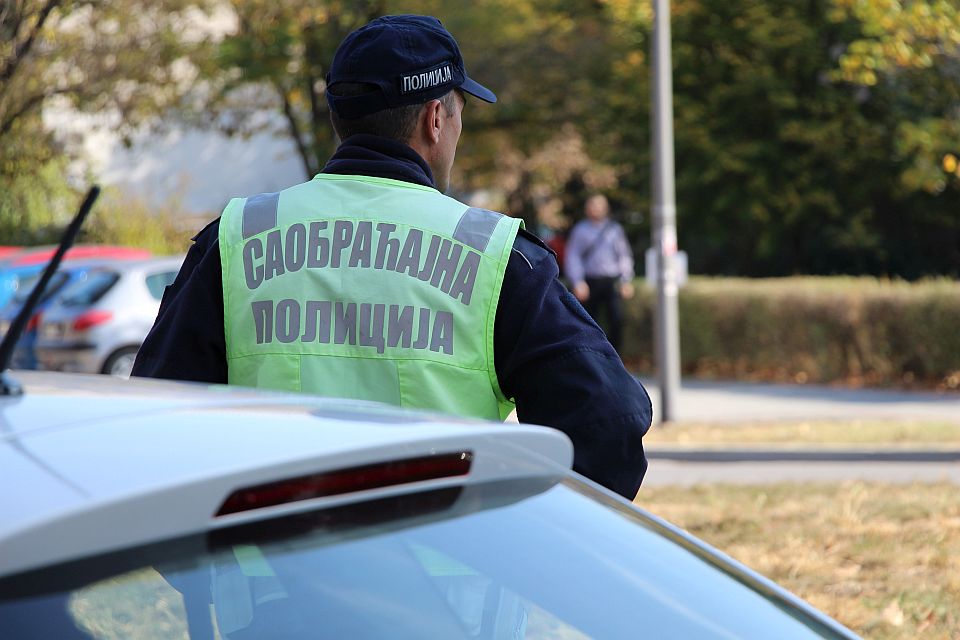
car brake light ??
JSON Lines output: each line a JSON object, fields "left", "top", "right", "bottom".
{"left": 26, "top": 313, "right": 41, "bottom": 332}
{"left": 216, "top": 451, "right": 473, "bottom": 516}
{"left": 72, "top": 310, "right": 113, "bottom": 331}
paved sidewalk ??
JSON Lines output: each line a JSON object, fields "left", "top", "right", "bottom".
{"left": 639, "top": 377, "right": 960, "bottom": 424}
{"left": 642, "top": 458, "right": 960, "bottom": 486}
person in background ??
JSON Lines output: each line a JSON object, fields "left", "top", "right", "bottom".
{"left": 564, "top": 194, "right": 635, "bottom": 354}
{"left": 132, "top": 15, "right": 652, "bottom": 500}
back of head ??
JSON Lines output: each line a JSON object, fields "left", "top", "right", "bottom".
{"left": 326, "top": 15, "right": 496, "bottom": 142}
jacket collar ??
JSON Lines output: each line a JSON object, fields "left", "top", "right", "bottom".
{"left": 321, "top": 134, "right": 436, "bottom": 189}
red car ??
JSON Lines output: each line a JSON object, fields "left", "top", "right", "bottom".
{"left": 2, "top": 244, "right": 151, "bottom": 267}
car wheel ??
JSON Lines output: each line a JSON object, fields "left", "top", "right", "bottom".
{"left": 102, "top": 347, "right": 140, "bottom": 378}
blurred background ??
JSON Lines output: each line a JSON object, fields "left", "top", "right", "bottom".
{"left": 2, "top": 0, "right": 959, "bottom": 390}
{"left": 2, "top": 2, "right": 959, "bottom": 637}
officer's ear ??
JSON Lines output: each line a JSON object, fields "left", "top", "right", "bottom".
{"left": 421, "top": 99, "right": 445, "bottom": 145}
{"left": 406, "top": 100, "right": 444, "bottom": 162}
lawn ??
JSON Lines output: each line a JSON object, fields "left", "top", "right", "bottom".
{"left": 637, "top": 481, "right": 960, "bottom": 640}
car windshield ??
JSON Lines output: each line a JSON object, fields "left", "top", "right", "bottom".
{"left": 11, "top": 271, "right": 70, "bottom": 305}
{"left": 57, "top": 270, "right": 120, "bottom": 307}
{"left": 0, "top": 479, "right": 847, "bottom": 640}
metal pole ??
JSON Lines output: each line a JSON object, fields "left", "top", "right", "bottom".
{"left": 651, "top": 0, "right": 681, "bottom": 423}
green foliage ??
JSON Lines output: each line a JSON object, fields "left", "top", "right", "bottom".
{"left": 1, "top": 0, "right": 218, "bottom": 186}
{"left": 591, "top": 0, "right": 960, "bottom": 277}
{"left": 80, "top": 188, "right": 195, "bottom": 255}
{"left": 621, "top": 277, "right": 960, "bottom": 389}
{"left": 205, "top": 1, "right": 389, "bottom": 177}
{"left": 830, "top": 0, "right": 960, "bottom": 84}
{"left": 409, "top": 1, "right": 632, "bottom": 228}
{"left": 4, "top": 0, "right": 960, "bottom": 278}
{"left": 0, "top": 173, "right": 192, "bottom": 253}
{"left": 204, "top": 0, "right": 620, "bottom": 222}
{"left": 829, "top": 0, "right": 960, "bottom": 204}
{"left": 0, "top": 155, "right": 77, "bottom": 244}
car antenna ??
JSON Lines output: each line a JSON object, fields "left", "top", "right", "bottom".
{"left": 0, "top": 185, "right": 101, "bottom": 396}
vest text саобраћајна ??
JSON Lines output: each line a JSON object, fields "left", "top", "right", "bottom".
{"left": 241, "top": 219, "right": 481, "bottom": 356}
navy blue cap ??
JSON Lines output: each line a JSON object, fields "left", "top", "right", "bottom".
{"left": 326, "top": 15, "right": 496, "bottom": 119}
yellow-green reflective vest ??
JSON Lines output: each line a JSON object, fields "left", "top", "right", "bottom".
{"left": 219, "top": 174, "right": 523, "bottom": 421}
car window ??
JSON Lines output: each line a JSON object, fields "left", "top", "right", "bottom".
{"left": 12, "top": 271, "right": 70, "bottom": 305}
{"left": 0, "top": 480, "right": 849, "bottom": 640}
{"left": 58, "top": 271, "right": 121, "bottom": 307}
{"left": 145, "top": 270, "right": 178, "bottom": 300}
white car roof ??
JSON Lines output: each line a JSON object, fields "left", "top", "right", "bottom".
{"left": 0, "top": 371, "right": 572, "bottom": 577}
{"left": 80, "top": 254, "right": 186, "bottom": 273}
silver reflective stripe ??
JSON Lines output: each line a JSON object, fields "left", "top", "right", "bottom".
{"left": 453, "top": 207, "right": 502, "bottom": 252}
{"left": 242, "top": 192, "right": 280, "bottom": 239}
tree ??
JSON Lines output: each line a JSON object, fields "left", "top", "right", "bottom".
{"left": 204, "top": 0, "right": 622, "bottom": 225}
{"left": 830, "top": 0, "right": 960, "bottom": 195}
{"left": 438, "top": 0, "right": 624, "bottom": 227}
{"left": 590, "top": 0, "right": 960, "bottom": 277}
{"left": 8, "top": 0, "right": 956, "bottom": 278}
{"left": 0, "top": 0, "right": 216, "bottom": 234}
{"left": 204, "top": 1, "right": 387, "bottom": 179}
{"left": 831, "top": 0, "right": 960, "bottom": 85}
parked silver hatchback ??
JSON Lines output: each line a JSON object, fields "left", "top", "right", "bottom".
{"left": 34, "top": 255, "right": 184, "bottom": 377}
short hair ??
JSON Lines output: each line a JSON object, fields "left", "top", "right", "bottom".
{"left": 329, "top": 83, "right": 459, "bottom": 143}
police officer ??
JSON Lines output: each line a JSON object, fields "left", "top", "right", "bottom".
{"left": 132, "top": 14, "right": 652, "bottom": 500}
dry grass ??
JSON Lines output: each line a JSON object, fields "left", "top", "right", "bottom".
{"left": 644, "top": 419, "right": 960, "bottom": 447}
{"left": 637, "top": 481, "right": 960, "bottom": 640}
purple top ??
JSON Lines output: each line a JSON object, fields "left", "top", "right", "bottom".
{"left": 564, "top": 219, "right": 634, "bottom": 285}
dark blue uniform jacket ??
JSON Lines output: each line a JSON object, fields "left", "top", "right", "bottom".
{"left": 132, "top": 134, "right": 652, "bottom": 499}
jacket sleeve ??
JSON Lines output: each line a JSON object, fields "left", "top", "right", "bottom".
{"left": 495, "top": 230, "right": 652, "bottom": 499}
{"left": 131, "top": 219, "right": 228, "bottom": 383}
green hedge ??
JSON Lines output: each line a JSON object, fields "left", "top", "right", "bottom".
{"left": 619, "top": 277, "right": 960, "bottom": 389}
{"left": 79, "top": 188, "right": 196, "bottom": 255}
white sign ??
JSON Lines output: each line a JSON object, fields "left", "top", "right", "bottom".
{"left": 645, "top": 249, "right": 688, "bottom": 289}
